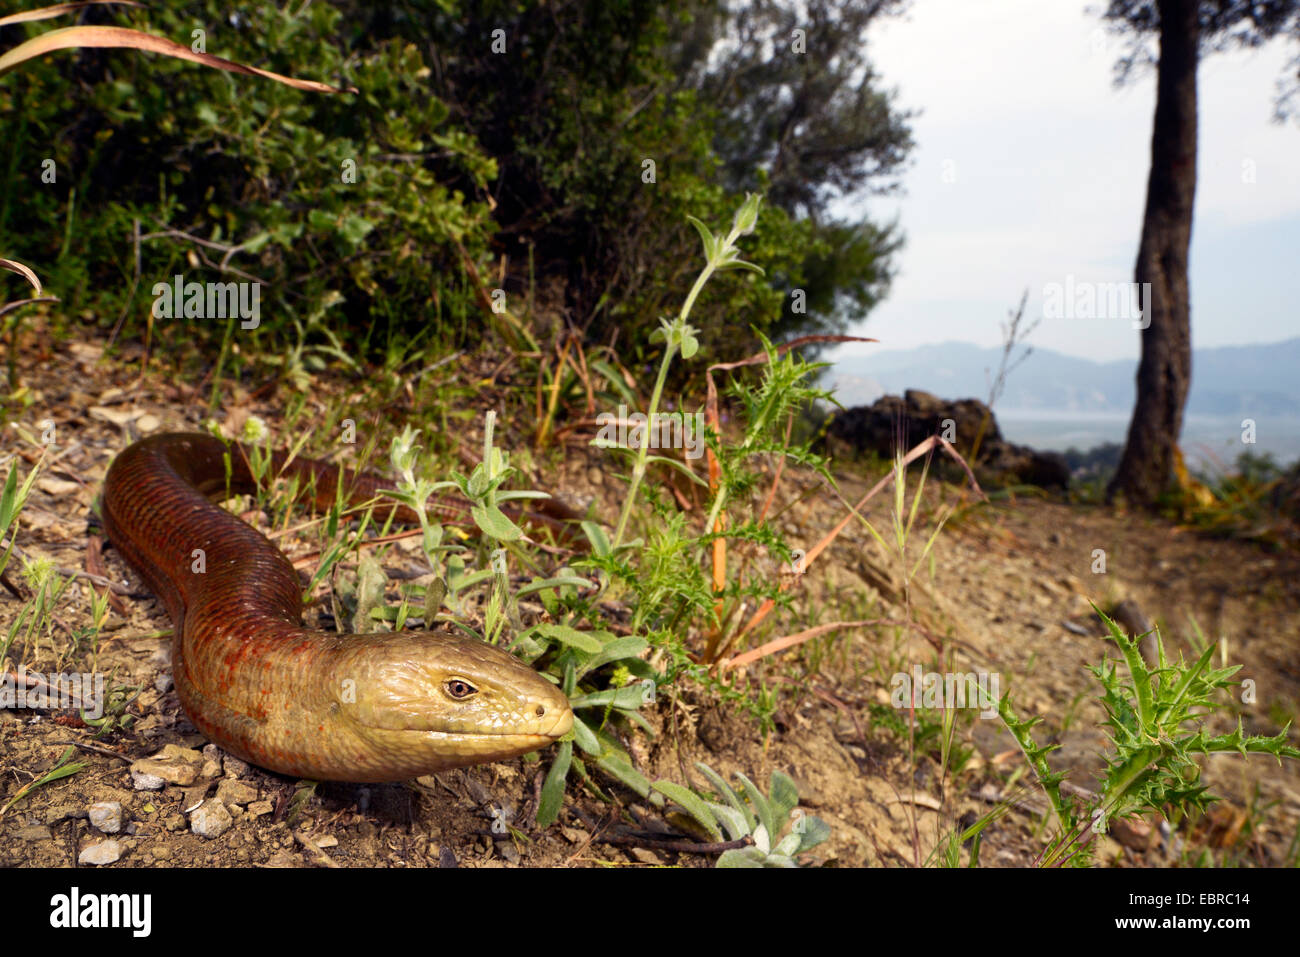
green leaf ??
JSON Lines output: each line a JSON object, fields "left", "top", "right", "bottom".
{"left": 243, "top": 231, "right": 271, "bottom": 253}
{"left": 685, "top": 215, "right": 717, "bottom": 261}
{"left": 422, "top": 577, "right": 447, "bottom": 624}
{"left": 471, "top": 503, "right": 523, "bottom": 541}
{"left": 536, "top": 740, "right": 572, "bottom": 827}
{"left": 794, "top": 813, "right": 831, "bottom": 853}
{"left": 571, "top": 716, "right": 601, "bottom": 756}
{"left": 533, "top": 623, "right": 603, "bottom": 654}
{"left": 581, "top": 521, "right": 611, "bottom": 557}
{"left": 589, "top": 359, "right": 638, "bottom": 407}
{"left": 352, "top": 553, "right": 388, "bottom": 634}
{"left": 568, "top": 685, "right": 647, "bottom": 710}
{"left": 705, "top": 801, "right": 751, "bottom": 841}
{"left": 642, "top": 455, "right": 710, "bottom": 487}
{"left": 769, "top": 770, "right": 799, "bottom": 821}
{"left": 596, "top": 753, "right": 652, "bottom": 799}
{"left": 695, "top": 762, "right": 754, "bottom": 831}
{"left": 339, "top": 215, "right": 374, "bottom": 245}
{"left": 578, "top": 635, "right": 649, "bottom": 676}
{"left": 651, "top": 780, "right": 722, "bottom": 842}
{"left": 774, "top": 830, "right": 802, "bottom": 857}
{"left": 714, "top": 258, "right": 764, "bottom": 275}
{"left": 735, "top": 772, "right": 776, "bottom": 841}
{"left": 514, "top": 576, "right": 595, "bottom": 599}
{"left": 495, "top": 490, "right": 554, "bottom": 504}
{"left": 716, "top": 846, "right": 766, "bottom": 868}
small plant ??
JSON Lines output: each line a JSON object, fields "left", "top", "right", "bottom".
{"left": 0, "top": 745, "right": 88, "bottom": 818}
{"left": 653, "top": 762, "right": 831, "bottom": 867}
{"left": 999, "top": 606, "right": 1300, "bottom": 866}
{"left": 609, "top": 192, "right": 765, "bottom": 550}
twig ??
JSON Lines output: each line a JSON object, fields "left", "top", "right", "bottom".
{"left": 591, "top": 831, "right": 754, "bottom": 855}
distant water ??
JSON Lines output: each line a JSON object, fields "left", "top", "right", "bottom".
{"left": 996, "top": 410, "right": 1300, "bottom": 472}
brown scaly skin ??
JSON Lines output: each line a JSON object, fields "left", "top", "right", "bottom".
{"left": 101, "top": 432, "right": 573, "bottom": 782}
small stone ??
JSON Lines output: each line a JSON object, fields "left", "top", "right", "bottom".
{"left": 560, "top": 827, "right": 590, "bottom": 844}
{"left": 37, "top": 477, "right": 80, "bottom": 496}
{"left": 265, "top": 849, "right": 300, "bottom": 867}
{"left": 314, "top": 834, "right": 339, "bottom": 849}
{"left": 247, "top": 800, "right": 274, "bottom": 818}
{"left": 149, "top": 844, "right": 173, "bottom": 862}
{"left": 222, "top": 755, "right": 251, "bottom": 778}
{"left": 1111, "top": 816, "right": 1158, "bottom": 852}
{"left": 629, "top": 848, "right": 662, "bottom": 866}
{"left": 79, "top": 840, "right": 123, "bottom": 866}
{"left": 200, "top": 759, "right": 222, "bottom": 780}
{"left": 189, "top": 798, "right": 233, "bottom": 839}
{"left": 130, "top": 767, "right": 166, "bottom": 791}
{"left": 216, "top": 779, "right": 259, "bottom": 808}
{"left": 499, "top": 843, "right": 520, "bottom": 864}
{"left": 130, "top": 746, "right": 201, "bottom": 788}
{"left": 87, "top": 801, "right": 123, "bottom": 834}
{"left": 154, "top": 674, "right": 173, "bottom": 694}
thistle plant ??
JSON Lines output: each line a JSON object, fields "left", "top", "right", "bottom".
{"left": 999, "top": 607, "right": 1300, "bottom": 866}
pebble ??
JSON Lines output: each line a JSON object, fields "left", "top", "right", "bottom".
{"left": 222, "top": 755, "right": 251, "bottom": 778}
{"left": 78, "top": 840, "right": 123, "bottom": 866}
{"left": 216, "top": 779, "right": 259, "bottom": 808}
{"left": 87, "top": 801, "right": 123, "bottom": 834}
{"left": 129, "top": 767, "right": 167, "bottom": 791}
{"left": 130, "top": 744, "right": 203, "bottom": 789}
{"left": 189, "top": 799, "right": 233, "bottom": 839}
{"left": 560, "top": 827, "right": 590, "bottom": 844}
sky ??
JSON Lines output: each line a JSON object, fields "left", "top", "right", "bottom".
{"left": 827, "top": 0, "right": 1300, "bottom": 364}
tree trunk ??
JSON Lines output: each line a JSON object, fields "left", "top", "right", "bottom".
{"left": 1107, "top": 0, "right": 1199, "bottom": 507}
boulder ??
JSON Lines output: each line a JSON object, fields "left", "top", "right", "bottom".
{"left": 824, "top": 391, "right": 1070, "bottom": 489}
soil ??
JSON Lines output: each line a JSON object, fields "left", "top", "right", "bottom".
{"left": 2, "top": 326, "right": 1298, "bottom": 868}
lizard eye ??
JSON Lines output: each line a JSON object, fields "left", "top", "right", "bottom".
{"left": 445, "top": 679, "right": 477, "bottom": 700}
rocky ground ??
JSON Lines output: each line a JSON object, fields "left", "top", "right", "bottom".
{"left": 2, "top": 330, "right": 1298, "bottom": 868}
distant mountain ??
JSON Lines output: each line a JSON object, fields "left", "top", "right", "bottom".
{"left": 823, "top": 338, "right": 1300, "bottom": 416}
